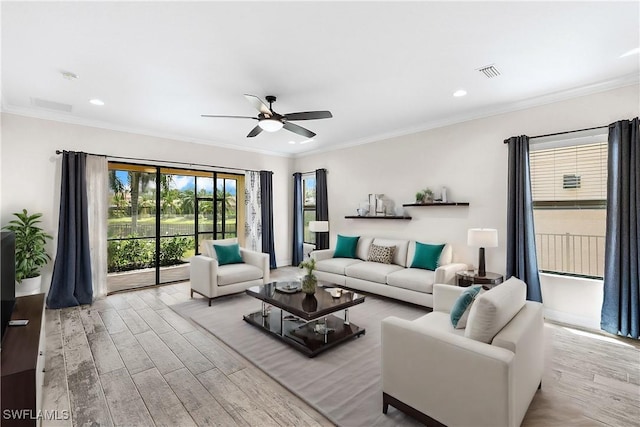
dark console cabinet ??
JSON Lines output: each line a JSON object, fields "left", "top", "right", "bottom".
{"left": 1, "top": 293, "right": 46, "bottom": 427}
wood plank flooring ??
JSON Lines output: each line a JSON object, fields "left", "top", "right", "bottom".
{"left": 42, "top": 269, "right": 640, "bottom": 426}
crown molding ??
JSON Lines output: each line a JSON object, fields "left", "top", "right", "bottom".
{"left": 295, "top": 73, "right": 639, "bottom": 158}
{"left": 0, "top": 104, "right": 293, "bottom": 158}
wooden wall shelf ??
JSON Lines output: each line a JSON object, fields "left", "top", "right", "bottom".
{"left": 345, "top": 215, "right": 412, "bottom": 220}
{"left": 402, "top": 202, "right": 470, "bottom": 207}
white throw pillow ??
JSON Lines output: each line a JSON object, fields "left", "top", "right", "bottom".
{"left": 201, "top": 238, "right": 238, "bottom": 259}
{"left": 464, "top": 277, "right": 527, "bottom": 343}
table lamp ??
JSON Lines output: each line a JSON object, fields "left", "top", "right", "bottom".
{"left": 467, "top": 228, "right": 498, "bottom": 277}
{"left": 309, "top": 221, "right": 329, "bottom": 241}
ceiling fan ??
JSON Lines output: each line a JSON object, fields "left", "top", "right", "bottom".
{"left": 202, "top": 94, "right": 333, "bottom": 138}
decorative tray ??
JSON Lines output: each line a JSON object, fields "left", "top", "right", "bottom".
{"left": 275, "top": 282, "right": 301, "bottom": 293}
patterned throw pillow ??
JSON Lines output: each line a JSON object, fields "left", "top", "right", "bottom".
{"left": 367, "top": 244, "right": 396, "bottom": 264}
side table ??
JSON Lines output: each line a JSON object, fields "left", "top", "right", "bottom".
{"left": 456, "top": 271, "right": 504, "bottom": 289}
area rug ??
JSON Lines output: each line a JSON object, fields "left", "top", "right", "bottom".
{"left": 171, "top": 292, "right": 428, "bottom": 426}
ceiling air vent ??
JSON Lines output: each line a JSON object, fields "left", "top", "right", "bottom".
{"left": 477, "top": 64, "right": 501, "bottom": 78}
{"left": 30, "top": 97, "right": 73, "bottom": 112}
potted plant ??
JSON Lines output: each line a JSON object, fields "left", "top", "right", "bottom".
{"left": 299, "top": 257, "right": 317, "bottom": 295}
{"left": 415, "top": 191, "right": 425, "bottom": 203}
{"left": 2, "top": 209, "right": 53, "bottom": 295}
{"left": 422, "top": 188, "right": 434, "bottom": 203}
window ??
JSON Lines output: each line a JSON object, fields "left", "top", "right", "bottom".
{"left": 107, "top": 163, "right": 243, "bottom": 292}
{"left": 302, "top": 175, "right": 316, "bottom": 244}
{"left": 530, "top": 133, "right": 607, "bottom": 279}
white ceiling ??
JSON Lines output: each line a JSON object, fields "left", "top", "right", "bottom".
{"left": 2, "top": 1, "right": 639, "bottom": 157}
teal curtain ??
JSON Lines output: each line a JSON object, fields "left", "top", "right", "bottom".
{"left": 601, "top": 118, "right": 639, "bottom": 339}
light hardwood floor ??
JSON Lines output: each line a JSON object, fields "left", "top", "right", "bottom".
{"left": 42, "top": 269, "right": 640, "bottom": 426}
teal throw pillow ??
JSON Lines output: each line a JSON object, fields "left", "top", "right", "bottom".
{"left": 333, "top": 235, "right": 360, "bottom": 258}
{"left": 214, "top": 243, "right": 244, "bottom": 265}
{"left": 450, "top": 285, "right": 483, "bottom": 329}
{"left": 410, "top": 242, "right": 446, "bottom": 271}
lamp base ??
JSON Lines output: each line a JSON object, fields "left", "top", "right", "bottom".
{"left": 478, "top": 247, "right": 486, "bottom": 277}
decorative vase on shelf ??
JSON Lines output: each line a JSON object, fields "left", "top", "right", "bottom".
{"left": 301, "top": 274, "right": 317, "bottom": 295}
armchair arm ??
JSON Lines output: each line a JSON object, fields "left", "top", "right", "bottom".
{"left": 190, "top": 255, "right": 219, "bottom": 298}
{"left": 311, "top": 249, "right": 334, "bottom": 262}
{"left": 240, "top": 248, "right": 270, "bottom": 283}
{"left": 382, "top": 316, "right": 515, "bottom": 427}
{"left": 434, "top": 262, "right": 467, "bottom": 284}
{"left": 433, "top": 283, "right": 465, "bottom": 313}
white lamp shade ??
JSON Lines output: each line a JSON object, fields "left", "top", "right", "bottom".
{"left": 309, "top": 221, "right": 329, "bottom": 232}
{"left": 467, "top": 228, "right": 498, "bottom": 248}
{"left": 258, "top": 118, "right": 284, "bottom": 132}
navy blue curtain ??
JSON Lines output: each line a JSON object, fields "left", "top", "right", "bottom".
{"left": 601, "top": 118, "right": 639, "bottom": 339}
{"left": 260, "top": 170, "right": 277, "bottom": 269}
{"left": 47, "top": 151, "right": 93, "bottom": 309}
{"left": 315, "top": 168, "right": 329, "bottom": 250}
{"left": 292, "top": 173, "right": 304, "bottom": 266}
{"left": 505, "top": 135, "right": 542, "bottom": 302}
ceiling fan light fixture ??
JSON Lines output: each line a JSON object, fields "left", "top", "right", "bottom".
{"left": 258, "top": 118, "right": 283, "bottom": 132}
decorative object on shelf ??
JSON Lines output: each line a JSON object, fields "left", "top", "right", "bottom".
{"left": 422, "top": 188, "right": 434, "bottom": 203}
{"left": 369, "top": 193, "right": 385, "bottom": 216}
{"left": 299, "top": 258, "right": 317, "bottom": 294}
{"left": 441, "top": 186, "right": 448, "bottom": 203}
{"left": 356, "top": 207, "right": 369, "bottom": 216}
{"left": 394, "top": 206, "right": 405, "bottom": 216}
{"left": 467, "top": 228, "right": 498, "bottom": 277}
{"left": 415, "top": 191, "right": 424, "bottom": 203}
{"left": 2, "top": 209, "right": 52, "bottom": 296}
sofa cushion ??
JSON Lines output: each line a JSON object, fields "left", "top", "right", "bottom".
{"left": 386, "top": 268, "right": 436, "bottom": 294}
{"left": 214, "top": 243, "right": 244, "bottom": 265}
{"left": 356, "top": 237, "right": 374, "bottom": 261}
{"left": 367, "top": 243, "right": 395, "bottom": 264}
{"left": 465, "top": 277, "right": 527, "bottom": 343}
{"left": 372, "top": 238, "right": 410, "bottom": 266}
{"left": 316, "top": 258, "right": 363, "bottom": 275}
{"left": 201, "top": 238, "right": 238, "bottom": 258}
{"left": 345, "top": 261, "right": 404, "bottom": 284}
{"left": 217, "top": 263, "right": 263, "bottom": 286}
{"left": 407, "top": 242, "right": 452, "bottom": 267}
{"left": 334, "top": 235, "right": 360, "bottom": 258}
{"left": 410, "top": 242, "right": 446, "bottom": 271}
{"left": 450, "top": 285, "right": 483, "bottom": 329}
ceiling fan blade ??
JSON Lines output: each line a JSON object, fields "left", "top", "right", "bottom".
{"left": 244, "top": 94, "right": 271, "bottom": 116}
{"left": 284, "top": 111, "right": 333, "bottom": 121}
{"left": 247, "top": 125, "right": 263, "bottom": 138}
{"left": 283, "top": 122, "right": 316, "bottom": 138}
{"left": 201, "top": 115, "right": 258, "bottom": 120}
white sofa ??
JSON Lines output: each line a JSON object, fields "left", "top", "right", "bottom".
{"left": 311, "top": 237, "right": 467, "bottom": 308}
{"left": 381, "top": 278, "right": 544, "bottom": 427}
{"left": 190, "top": 240, "right": 269, "bottom": 306}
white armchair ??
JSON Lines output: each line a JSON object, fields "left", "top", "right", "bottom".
{"left": 190, "top": 240, "right": 270, "bottom": 306}
{"left": 381, "top": 278, "right": 544, "bottom": 427}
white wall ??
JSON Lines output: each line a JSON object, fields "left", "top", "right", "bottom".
{"left": 294, "top": 84, "right": 639, "bottom": 329}
{"left": 0, "top": 113, "right": 294, "bottom": 291}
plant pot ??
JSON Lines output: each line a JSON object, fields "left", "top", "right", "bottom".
{"left": 16, "top": 275, "right": 42, "bottom": 297}
{"left": 301, "top": 274, "right": 317, "bottom": 295}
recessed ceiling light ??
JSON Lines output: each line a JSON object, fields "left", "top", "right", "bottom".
{"left": 453, "top": 89, "right": 467, "bottom": 97}
{"left": 89, "top": 99, "right": 105, "bottom": 106}
{"left": 620, "top": 47, "right": 640, "bottom": 58}
{"left": 288, "top": 141, "right": 296, "bottom": 145}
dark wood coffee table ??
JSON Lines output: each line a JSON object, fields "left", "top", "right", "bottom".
{"left": 243, "top": 281, "right": 366, "bottom": 357}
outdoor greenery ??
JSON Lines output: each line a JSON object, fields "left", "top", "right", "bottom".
{"left": 108, "top": 236, "right": 194, "bottom": 272}
{"left": 2, "top": 209, "right": 53, "bottom": 283}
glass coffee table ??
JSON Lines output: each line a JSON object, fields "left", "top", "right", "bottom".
{"left": 243, "top": 281, "right": 366, "bottom": 357}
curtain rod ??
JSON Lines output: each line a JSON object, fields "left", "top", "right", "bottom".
{"left": 55, "top": 150, "right": 260, "bottom": 173}
{"left": 504, "top": 125, "right": 608, "bottom": 143}
{"left": 293, "top": 168, "right": 326, "bottom": 176}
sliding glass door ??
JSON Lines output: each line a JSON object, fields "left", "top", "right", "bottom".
{"left": 107, "top": 163, "right": 243, "bottom": 293}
